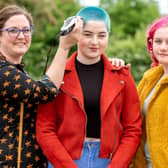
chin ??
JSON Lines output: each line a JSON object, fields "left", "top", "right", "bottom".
{"left": 16, "top": 49, "right": 28, "bottom": 55}
{"left": 14, "top": 52, "right": 26, "bottom": 58}
{"left": 159, "top": 61, "right": 168, "bottom": 65}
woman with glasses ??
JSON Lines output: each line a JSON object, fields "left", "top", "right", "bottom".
{"left": 0, "top": 5, "right": 82, "bottom": 167}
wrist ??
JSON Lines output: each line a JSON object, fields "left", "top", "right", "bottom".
{"left": 58, "top": 45, "right": 70, "bottom": 52}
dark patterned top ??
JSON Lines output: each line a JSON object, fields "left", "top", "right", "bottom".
{"left": 0, "top": 60, "right": 58, "bottom": 168}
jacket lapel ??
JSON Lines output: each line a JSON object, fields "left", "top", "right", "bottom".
{"left": 100, "top": 68, "right": 125, "bottom": 117}
{"left": 100, "top": 54, "right": 125, "bottom": 117}
{"left": 61, "top": 52, "right": 126, "bottom": 115}
{"left": 61, "top": 52, "right": 84, "bottom": 111}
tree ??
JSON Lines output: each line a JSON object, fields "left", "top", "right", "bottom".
{"left": 23, "top": 0, "right": 81, "bottom": 79}
{"left": 0, "top": 0, "right": 81, "bottom": 79}
{"left": 100, "top": 0, "right": 160, "bottom": 83}
{"left": 100, "top": 0, "right": 159, "bottom": 37}
{"left": 0, "top": 0, "right": 161, "bottom": 83}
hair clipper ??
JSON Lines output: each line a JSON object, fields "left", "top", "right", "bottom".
{"left": 60, "top": 16, "right": 77, "bottom": 36}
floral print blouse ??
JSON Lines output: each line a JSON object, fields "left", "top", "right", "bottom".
{"left": 0, "top": 59, "right": 58, "bottom": 167}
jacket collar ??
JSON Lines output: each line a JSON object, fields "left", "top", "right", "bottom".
{"left": 65, "top": 52, "right": 126, "bottom": 72}
{"left": 61, "top": 52, "right": 126, "bottom": 114}
{"left": 143, "top": 64, "right": 168, "bottom": 84}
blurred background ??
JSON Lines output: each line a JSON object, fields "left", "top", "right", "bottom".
{"left": 0, "top": 0, "right": 167, "bottom": 84}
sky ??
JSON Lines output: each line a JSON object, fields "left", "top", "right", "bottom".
{"left": 80, "top": 0, "right": 100, "bottom": 6}
{"left": 157, "top": 0, "right": 168, "bottom": 14}
{"left": 80, "top": 0, "right": 168, "bottom": 14}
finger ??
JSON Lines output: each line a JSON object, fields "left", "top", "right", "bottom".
{"left": 73, "top": 17, "right": 82, "bottom": 32}
{"left": 118, "top": 60, "right": 121, "bottom": 66}
{"left": 120, "top": 59, "right": 125, "bottom": 66}
{"left": 116, "top": 59, "right": 119, "bottom": 67}
{"left": 126, "top": 63, "right": 131, "bottom": 68}
{"left": 108, "top": 58, "right": 112, "bottom": 63}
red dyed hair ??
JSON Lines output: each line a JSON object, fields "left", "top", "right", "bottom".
{"left": 147, "top": 16, "right": 168, "bottom": 67}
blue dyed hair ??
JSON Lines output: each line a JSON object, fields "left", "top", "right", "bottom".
{"left": 76, "top": 6, "right": 111, "bottom": 32}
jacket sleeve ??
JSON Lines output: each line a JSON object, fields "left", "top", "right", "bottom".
{"left": 0, "top": 61, "right": 58, "bottom": 104}
{"left": 36, "top": 100, "right": 78, "bottom": 168}
{"left": 108, "top": 70, "right": 142, "bottom": 168}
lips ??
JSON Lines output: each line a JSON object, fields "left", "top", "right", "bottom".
{"left": 90, "top": 47, "right": 98, "bottom": 52}
{"left": 158, "top": 53, "right": 168, "bottom": 57}
{"left": 15, "top": 42, "right": 26, "bottom": 47}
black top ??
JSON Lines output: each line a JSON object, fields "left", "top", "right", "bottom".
{"left": 76, "top": 58, "right": 104, "bottom": 138}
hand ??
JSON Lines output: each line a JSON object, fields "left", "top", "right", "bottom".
{"left": 59, "top": 17, "right": 83, "bottom": 50}
{"left": 109, "top": 58, "right": 131, "bottom": 68}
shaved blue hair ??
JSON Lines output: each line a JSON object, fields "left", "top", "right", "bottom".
{"left": 76, "top": 6, "right": 111, "bottom": 32}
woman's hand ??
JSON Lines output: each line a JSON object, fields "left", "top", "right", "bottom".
{"left": 109, "top": 58, "right": 131, "bottom": 68}
{"left": 59, "top": 16, "right": 83, "bottom": 50}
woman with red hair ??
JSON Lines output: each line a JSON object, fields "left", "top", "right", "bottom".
{"left": 132, "top": 16, "right": 168, "bottom": 168}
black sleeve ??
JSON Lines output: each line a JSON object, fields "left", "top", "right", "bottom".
{"left": 0, "top": 61, "right": 58, "bottom": 104}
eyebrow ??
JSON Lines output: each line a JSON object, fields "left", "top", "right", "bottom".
{"left": 4, "top": 26, "right": 30, "bottom": 29}
{"left": 83, "top": 30, "right": 107, "bottom": 34}
{"left": 153, "top": 37, "right": 163, "bottom": 39}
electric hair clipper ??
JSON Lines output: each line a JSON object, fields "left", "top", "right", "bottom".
{"left": 60, "top": 16, "right": 77, "bottom": 36}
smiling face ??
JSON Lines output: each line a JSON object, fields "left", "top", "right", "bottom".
{"left": 77, "top": 20, "right": 108, "bottom": 64}
{"left": 0, "top": 14, "right": 32, "bottom": 64}
{"left": 153, "top": 26, "right": 168, "bottom": 67}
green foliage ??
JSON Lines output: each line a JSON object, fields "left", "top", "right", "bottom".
{"left": 25, "top": 0, "right": 81, "bottom": 79}
{"left": 100, "top": 0, "right": 160, "bottom": 83}
{"left": 100, "top": 0, "right": 160, "bottom": 37}
{"left": 107, "top": 29, "right": 151, "bottom": 83}
{"left": 0, "top": 0, "right": 81, "bottom": 79}
{"left": 0, "top": 0, "right": 161, "bottom": 84}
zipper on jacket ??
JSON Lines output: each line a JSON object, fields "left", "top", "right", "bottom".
{"left": 109, "top": 71, "right": 123, "bottom": 159}
{"left": 61, "top": 88, "right": 87, "bottom": 157}
{"left": 109, "top": 91, "right": 122, "bottom": 159}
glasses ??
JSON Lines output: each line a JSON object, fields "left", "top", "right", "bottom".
{"left": 0, "top": 26, "right": 34, "bottom": 38}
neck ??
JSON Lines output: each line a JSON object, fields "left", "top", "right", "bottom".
{"left": 77, "top": 54, "right": 101, "bottom": 65}
{"left": 0, "top": 51, "right": 22, "bottom": 64}
{"left": 163, "top": 64, "right": 168, "bottom": 74}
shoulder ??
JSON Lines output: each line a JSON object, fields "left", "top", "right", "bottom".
{"left": 0, "top": 59, "right": 15, "bottom": 68}
{"left": 0, "top": 60, "right": 12, "bottom": 72}
{"left": 0, "top": 59, "right": 8, "bottom": 66}
{"left": 111, "top": 66, "right": 132, "bottom": 80}
{"left": 102, "top": 54, "right": 131, "bottom": 75}
{"left": 143, "top": 65, "right": 163, "bottom": 79}
{"left": 0, "top": 60, "right": 21, "bottom": 74}
{"left": 138, "top": 65, "right": 164, "bottom": 91}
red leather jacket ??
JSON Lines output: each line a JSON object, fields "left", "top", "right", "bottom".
{"left": 36, "top": 52, "right": 141, "bottom": 168}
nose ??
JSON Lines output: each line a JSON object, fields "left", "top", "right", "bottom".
{"left": 160, "top": 42, "right": 168, "bottom": 50}
{"left": 17, "top": 30, "right": 25, "bottom": 38}
{"left": 91, "top": 35, "right": 99, "bottom": 44}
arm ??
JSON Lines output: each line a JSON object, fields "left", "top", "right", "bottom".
{"left": 0, "top": 62, "right": 56, "bottom": 103}
{"left": 108, "top": 70, "right": 142, "bottom": 168}
{"left": 46, "top": 17, "right": 83, "bottom": 89}
{"left": 36, "top": 100, "right": 78, "bottom": 168}
{"left": 0, "top": 18, "right": 83, "bottom": 104}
